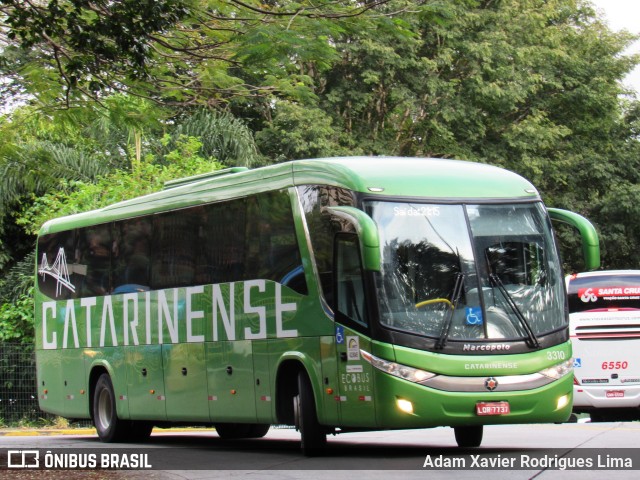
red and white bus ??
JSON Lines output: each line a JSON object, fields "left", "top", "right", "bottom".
{"left": 567, "top": 270, "right": 640, "bottom": 421}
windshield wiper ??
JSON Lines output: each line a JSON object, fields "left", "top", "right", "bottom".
{"left": 435, "top": 272, "right": 465, "bottom": 350}
{"left": 488, "top": 273, "right": 540, "bottom": 349}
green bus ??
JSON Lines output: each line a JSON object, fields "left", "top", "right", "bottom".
{"left": 34, "top": 157, "right": 599, "bottom": 454}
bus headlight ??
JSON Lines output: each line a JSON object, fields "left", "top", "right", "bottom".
{"left": 396, "top": 398, "right": 414, "bottom": 414}
{"left": 361, "top": 350, "right": 436, "bottom": 385}
{"left": 556, "top": 393, "right": 570, "bottom": 410}
{"left": 538, "top": 359, "right": 573, "bottom": 380}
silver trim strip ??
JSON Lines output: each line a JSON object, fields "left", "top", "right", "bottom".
{"left": 421, "top": 372, "right": 554, "bottom": 392}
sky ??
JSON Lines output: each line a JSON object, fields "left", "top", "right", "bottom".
{"left": 590, "top": 0, "right": 640, "bottom": 94}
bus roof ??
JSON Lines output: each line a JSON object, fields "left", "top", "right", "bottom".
{"left": 567, "top": 270, "right": 640, "bottom": 281}
{"left": 38, "top": 156, "right": 540, "bottom": 235}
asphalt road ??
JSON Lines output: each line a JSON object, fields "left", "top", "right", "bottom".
{"left": 1, "top": 422, "right": 639, "bottom": 479}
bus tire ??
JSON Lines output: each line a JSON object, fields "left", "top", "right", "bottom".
{"left": 215, "top": 423, "right": 270, "bottom": 439}
{"left": 454, "top": 426, "right": 483, "bottom": 448}
{"left": 294, "top": 371, "right": 326, "bottom": 456}
{"left": 93, "top": 373, "right": 127, "bottom": 442}
{"left": 127, "top": 421, "right": 153, "bottom": 442}
{"left": 246, "top": 424, "right": 270, "bottom": 438}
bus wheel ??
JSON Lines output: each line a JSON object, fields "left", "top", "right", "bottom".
{"left": 294, "top": 371, "right": 326, "bottom": 456}
{"left": 454, "top": 426, "right": 483, "bottom": 448}
{"left": 247, "top": 424, "right": 270, "bottom": 438}
{"left": 93, "top": 373, "right": 126, "bottom": 442}
{"left": 215, "top": 423, "right": 270, "bottom": 439}
{"left": 128, "top": 421, "right": 153, "bottom": 442}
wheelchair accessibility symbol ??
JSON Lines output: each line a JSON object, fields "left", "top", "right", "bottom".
{"left": 466, "top": 307, "right": 483, "bottom": 326}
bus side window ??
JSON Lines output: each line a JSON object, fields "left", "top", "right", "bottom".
{"left": 113, "top": 217, "right": 152, "bottom": 293}
{"left": 151, "top": 209, "right": 199, "bottom": 289}
{"left": 77, "top": 224, "right": 112, "bottom": 296}
{"left": 297, "top": 185, "right": 357, "bottom": 305}
{"left": 197, "top": 199, "right": 246, "bottom": 285}
{"left": 246, "top": 191, "right": 308, "bottom": 295}
{"left": 335, "top": 234, "right": 367, "bottom": 327}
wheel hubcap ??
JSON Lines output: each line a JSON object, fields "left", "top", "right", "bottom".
{"left": 97, "top": 389, "right": 112, "bottom": 431}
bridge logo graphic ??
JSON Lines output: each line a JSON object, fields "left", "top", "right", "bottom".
{"left": 38, "top": 247, "right": 76, "bottom": 297}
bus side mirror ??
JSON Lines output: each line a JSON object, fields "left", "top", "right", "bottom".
{"left": 547, "top": 208, "right": 600, "bottom": 271}
{"left": 325, "top": 206, "right": 381, "bottom": 272}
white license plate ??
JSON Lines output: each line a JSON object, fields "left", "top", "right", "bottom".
{"left": 476, "top": 401, "right": 510, "bottom": 416}
{"left": 606, "top": 390, "right": 625, "bottom": 398}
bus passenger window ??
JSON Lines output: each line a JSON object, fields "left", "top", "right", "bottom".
{"left": 197, "top": 199, "right": 246, "bottom": 285}
{"left": 246, "top": 191, "right": 308, "bottom": 295}
{"left": 113, "top": 217, "right": 152, "bottom": 293}
{"left": 77, "top": 224, "right": 112, "bottom": 296}
{"left": 152, "top": 210, "right": 199, "bottom": 289}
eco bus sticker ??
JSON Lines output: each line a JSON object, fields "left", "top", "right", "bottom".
{"left": 346, "top": 336, "right": 360, "bottom": 361}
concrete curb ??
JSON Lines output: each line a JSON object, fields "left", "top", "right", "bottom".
{"left": 0, "top": 428, "right": 97, "bottom": 436}
{"left": 0, "top": 427, "right": 218, "bottom": 437}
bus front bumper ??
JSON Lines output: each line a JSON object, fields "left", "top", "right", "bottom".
{"left": 372, "top": 371, "right": 574, "bottom": 429}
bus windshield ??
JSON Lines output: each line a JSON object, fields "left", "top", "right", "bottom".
{"left": 367, "top": 201, "right": 565, "bottom": 344}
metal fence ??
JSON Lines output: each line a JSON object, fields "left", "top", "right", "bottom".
{"left": 0, "top": 342, "right": 54, "bottom": 426}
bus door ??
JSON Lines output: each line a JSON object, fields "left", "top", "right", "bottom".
{"left": 334, "top": 234, "right": 376, "bottom": 425}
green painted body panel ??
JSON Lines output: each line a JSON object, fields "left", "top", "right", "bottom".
{"left": 326, "top": 206, "right": 381, "bottom": 271}
{"left": 38, "top": 157, "right": 538, "bottom": 236}
{"left": 125, "top": 345, "right": 167, "bottom": 420}
{"left": 334, "top": 327, "right": 376, "bottom": 426}
{"left": 373, "top": 370, "right": 573, "bottom": 428}
{"left": 548, "top": 208, "right": 601, "bottom": 270}
{"left": 292, "top": 157, "right": 538, "bottom": 199}
{"left": 252, "top": 340, "right": 273, "bottom": 422}
{"left": 207, "top": 340, "right": 257, "bottom": 422}
{"left": 36, "top": 282, "right": 313, "bottom": 350}
{"left": 393, "top": 342, "right": 572, "bottom": 377}
{"left": 34, "top": 280, "right": 319, "bottom": 423}
{"left": 163, "top": 343, "right": 209, "bottom": 421}
{"left": 35, "top": 349, "right": 65, "bottom": 417}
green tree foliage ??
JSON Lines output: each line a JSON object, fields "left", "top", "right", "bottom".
{"left": 0, "top": 253, "right": 35, "bottom": 343}
{"left": 255, "top": 100, "right": 359, "bottom": 162}
{"left": 0, "top": 292, "right": 33, "bottom": 343}
{"left": 0, "top": 95, "right": 166, "bottom": 271}
{"left": 170, "top": 110, "right": 261, "bottom": 166}
{"left": 303, "top": 0, "right": 640, "bottom": 270}
{"left": 0, "top": 0, "right": 392, "bottom": 108}
{"left": 17, "top": 135, "right": 223, "bottom": 235}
